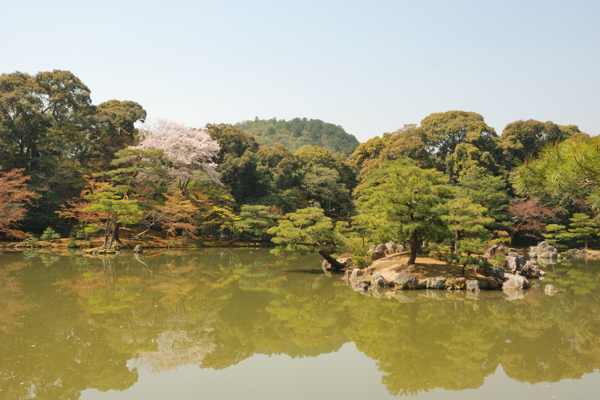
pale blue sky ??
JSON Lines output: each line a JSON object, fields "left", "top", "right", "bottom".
{"left": 2, "top": 0, "right": 599, "bottom": 142}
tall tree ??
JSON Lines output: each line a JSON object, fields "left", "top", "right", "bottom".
{"left": 567, "top": 213, "right": 596, "bottom": 250}
{"left": 0, "top": 168, "right": 39, "bottom": 238}
{"left": 354, "top": 159, "right": 454, "bottom": 265}
{"left": 419, "top": 111, "right": 497, "bottom": 171}
{"left": 135, "top": 120, "right": 220, "bottom": 192}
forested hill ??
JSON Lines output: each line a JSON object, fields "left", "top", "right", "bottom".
{"left": 235, "top": 117, "right": 360, "bottom": 157}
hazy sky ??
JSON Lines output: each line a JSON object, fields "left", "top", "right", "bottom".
{"left": 2, "top": 0, "right": 598, "bottom": 142}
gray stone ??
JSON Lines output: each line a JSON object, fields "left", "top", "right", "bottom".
{"left": 424, "top": 278, "right": 446, "bottom": 290}
{"left": 350, "top": 268, "right": 363, "bottom": 281}
{"left": 385, "top": 241, "right": 397, "bottom": 255}
{"left": 372, "top": 273, "right": 389, "bottom": 287}
{"left": 363, "top": 267, "right": 372, "bottom": 278}
{"left": 453, "top": 277, "right": 467, "bottom": 290}
{"left": 133, "top": 245, "right": 143, "bottom": 254}
{"left": 544, "top": 284, "right": 558, "bottom": 296}
{"left": 484, "top": 244, "right": 508, "bottom": 258}
{"left": 357, "top": 281, "right": 370, "bottom": 291}
{"left": 519, "top": 261, "right": 543, "bottom": 279}
{"left": 368, "top": 245, "right": 377, "bottom": 253}
{"left": 568, "top": 249, "right": 587, "bottom": 258}
{"left": 466, "top": 280, "right": 481, "bottom": 292}
{"left": 393, "top": 271, "right": 419, "bottom": 290}
{"left": 503, "top": 273, "right": 530, "bottom": 291}
{"left": 505, "top": 254, "right": 526, "bottom": 273}
{"left": 375, "top": 243, "right": 387, "bottom": 253}
{"left": 484, "top": 265, "right": 505, "bottom": 279}
{"left": 396, "top": 244, "right": 405, "bottom": 253}
{"left": 539, "top": 250, "right": 558, "bottom": 259}
{"left": 371, "top": 251, "right": 385, "bottom": 261}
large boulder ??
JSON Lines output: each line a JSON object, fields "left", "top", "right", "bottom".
{"left": 350, "top": 268, "right": 363, "bottom": 281}
{"left": 519, "top": 261, "right": 545, "bottom": 279}
{"left": 568, "top": 249, "right": 587, "bottom": 258}
{"left": 484, "top": 244, "right": 507, "bottom": 258}
{"left": 529, "top": 241, "right": 558, "bottom": 258}
{"left": 393, "top": 271, "right": 419, "bottom": 290}
{"left": 505, "top": 253, "right": 526, "bottom": 273}
{"left": 385, "top": 241, "right": 398, "bottom": 255}
{"left": 372, "top": 273, "right": 389, "bottom": 288}
{"left": 424, "top": 278, "right": 446, "bottom": 290}
{"left": 466, "top": 280, "right": 481, "bottom": 292}
{"left": 375, "top": 243, "right": 387, "bottom": 253}
{"left": 484, "top": 265, "right": 505, "bottom": 279}
{"left": 371, "top": 251, "right": 385, "bottom": 261}
{"left": 503, "top": 273, "right": 530, "bottom": 291}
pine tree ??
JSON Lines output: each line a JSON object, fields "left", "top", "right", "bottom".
{"left": 354, "top": 159, "right": 453, "bottom": 265}
{"left": 542, "top": 224, "right": 567, "bottom": 249}
{"left": 568, "top": 213, "right": 596, "bottom": 249}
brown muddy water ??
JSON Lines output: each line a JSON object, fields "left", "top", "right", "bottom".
{"left": 1, "top": 249, "right": 599, "bottom": 399}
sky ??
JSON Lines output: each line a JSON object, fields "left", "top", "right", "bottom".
{"left": 2, "top": 0, "right": 599, "bottom": 142}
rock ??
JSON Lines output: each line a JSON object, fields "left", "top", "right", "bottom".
{"left": 486, "top": 278, "right": 503, "bottom": 290}
{"left": 344, "top": 269, "right": 352, "bottom": 280}
{"left": 368, "top": 245, "right": 377, "bottom": 253}
{"left": 466, "top": 280, "right": 481, "bottom": 292}
{"left": 92, "top": 248, "right": 99, "bottom": 256}
{"left": 519, "top": 261, "right": 543, "bottom": 279}
{"left": 503, "top": 273, "right": 530, "bottom": 291}
{"left": 363, "top": 267, "right": 372, "bottom": 278}
{"left": 539, "top": 250, "right": 558, "bottom": 259}
{"left": 372, "top": 273, "right": 389, "bottom": 287}
{"left": 484, "top": 244, "right": 507, "bottom": 258}
{"left": 375, "top": 243, "right": 387, "bottom": 253}
{"left": 396, "top": 244, "right": 404, "bottom": 253}
{"left": 393, "top": 271, "right": 419, "bottom": 290}
{"left": 424, "top": 278, "right": 446, "bottom": 290}
{"left": 484, "top": 265, "right": 505, "bottom": 279}
{"left": 357, "top": 281, "right": 370, "bottom": 291}
{"left": 385, "top": 241, "right": 397, "bottom": 255}
{"left": 505, "top": 254, "right": 526, "bottom": 273}
{"left": 453, "top": 277, "right": 467, "bottom": 290}
{"left": 350, "top": 268, "right": 363, "bottom": 281}
{"left": 371, "top": 251, "right": 385, "bottom": 261}
{"left": 568, "top": 249, "right": 587, "bottom": 258}
{"left": 544, "top": 284, "right": 558, "bottom": 296}
{"left": 529, "top": 241, "right": 558, "bottom": 258}
{"left": 133, "top": 245, "right": 143, "bottom": 254}
{"left": 336, "top": 257, "right": 353, "bottom": 267}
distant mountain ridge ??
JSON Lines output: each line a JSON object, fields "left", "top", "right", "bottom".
{"left": 235, "top": 117, "right": 360, "bottom": 157}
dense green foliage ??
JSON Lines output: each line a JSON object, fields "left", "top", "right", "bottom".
{"left": 1, "top": 69, "right": 597, "bottom": 258}
{"left": 236, "top": 117, "right": 360, "bottom": 157}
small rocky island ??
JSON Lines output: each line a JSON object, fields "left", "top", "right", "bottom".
{"left": 328, "top": 241, "right": 588, "bottom": 296}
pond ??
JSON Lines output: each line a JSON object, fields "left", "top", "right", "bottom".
{"left": 1, "top": 249, "right": 600, "bottom": 399}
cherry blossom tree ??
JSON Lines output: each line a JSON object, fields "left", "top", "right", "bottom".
{"left": 135, "top": 120, "right": 220, "bottom": 192}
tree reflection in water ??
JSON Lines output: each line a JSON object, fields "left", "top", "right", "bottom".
{"left": 0, "top": 250, "right": 599, "bottom": 398}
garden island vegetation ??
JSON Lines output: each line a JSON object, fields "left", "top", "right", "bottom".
{"left": 1, "top": 70, "right": 599, "bottom": 280}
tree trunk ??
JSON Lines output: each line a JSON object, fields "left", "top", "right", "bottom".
{"left": 227, "top": 230, "right": 245, "bottom": 244}
{"left": 103, "top": 214, "right": 111, "bottom": 248}
{"left": 407, "top": 232, "right": 419, "bottom": 265}
{"left": 113, "top": 223, "right": 123, "bottom": 245}
{"left": 585, "top": 237, "right": 588, "bottom": 250}
{"left": 454, "top": 231, "right": 459, "bottom": 254}
{"left": 108, "top": 218, "right": 118, "bottom": 249}
{"left": 318, "top": 250, "right": 345, "bottom": 271}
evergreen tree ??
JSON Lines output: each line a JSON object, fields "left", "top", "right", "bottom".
{"left": 542, "top": 224, "right": 568, "bottom": 249}
{"left": 568, "top": 213, "right": 596, "bottom": 249}
{"left": 354, "top": 159, "right": 453, "bottom": 265}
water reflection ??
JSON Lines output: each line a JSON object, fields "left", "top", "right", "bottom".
{"left": 1, "top": 250, "right": 600, "bottom": 398}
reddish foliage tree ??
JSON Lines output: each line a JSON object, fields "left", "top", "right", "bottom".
{"left": 0, "top": 169, "right": 39, "bottom": 239}
{"left": 508, "top": 198, "right": 556, "bottom": 243}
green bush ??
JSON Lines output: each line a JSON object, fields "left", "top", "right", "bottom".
{"left": 41, "top": 227, "right": 61, "bottom": 241}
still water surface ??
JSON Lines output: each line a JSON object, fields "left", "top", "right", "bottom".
{"left": 1, "top": 249, "right": 600, "bottom": 399}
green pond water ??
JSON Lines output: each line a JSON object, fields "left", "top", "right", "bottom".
{"left": 1, "top": 249, "right": 600, "bottom": 399}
